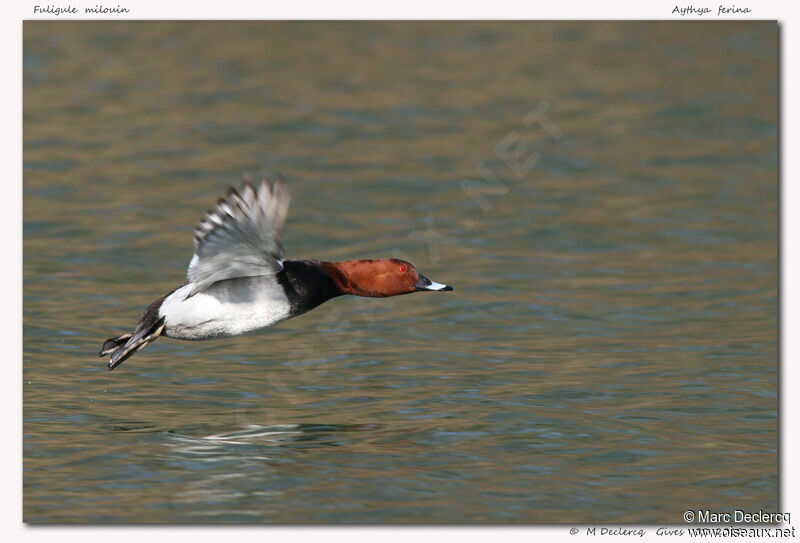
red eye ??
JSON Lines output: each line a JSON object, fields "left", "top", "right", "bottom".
{"left": 398, "top": 265, "right": 407, "bottom": 273}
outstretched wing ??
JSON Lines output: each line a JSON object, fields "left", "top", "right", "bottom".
{"left": 185, "top": 175, "right": 291, "bottom": 297}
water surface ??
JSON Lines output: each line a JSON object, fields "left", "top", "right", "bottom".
{"left": 23, "top": 21, "right": 777, "bottom": 523}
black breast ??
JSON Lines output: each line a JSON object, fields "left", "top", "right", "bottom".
{"left": 276, "top": 259, "right": 343, "bottom": 317}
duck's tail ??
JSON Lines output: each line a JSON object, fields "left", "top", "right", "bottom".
{"left": 99, "top": 316, "right": 166, "bottom": 371}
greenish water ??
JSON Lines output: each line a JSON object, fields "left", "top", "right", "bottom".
{"left": 23, "top": 21, "right": 777, "bottom": 523}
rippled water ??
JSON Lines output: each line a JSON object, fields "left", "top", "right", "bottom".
{"left": 23, "top": 21, "right": 777, "bottom": 523}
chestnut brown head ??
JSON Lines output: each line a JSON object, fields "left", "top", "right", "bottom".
{"left": 323, "top": 259, "right": 453, "bottom": 298}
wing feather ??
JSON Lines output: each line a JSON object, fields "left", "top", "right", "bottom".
{"left": 185, "top": 175, "right": 291, "bottom": 297}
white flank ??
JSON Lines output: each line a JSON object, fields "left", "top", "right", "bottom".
{"left": 159, "top": 276, "right": 291, "bottom": 340}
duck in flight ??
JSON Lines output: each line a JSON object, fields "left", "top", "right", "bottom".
{"left": 99, "top": 175, "right": 453, "bottom": 370}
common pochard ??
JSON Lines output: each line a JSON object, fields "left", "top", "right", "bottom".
{"left": 99, "top": 176, "right": 452, "bottom": 370}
